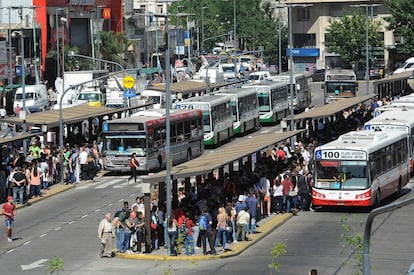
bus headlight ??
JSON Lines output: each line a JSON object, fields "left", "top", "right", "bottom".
{"left": 355, "top": 190, "right": 371, "bottom": 200}
{"left": 204, "top": 132, "right": 214, "bottom": 140}
{"left": 312, "top": 189, "right": 325, "bottom": 199}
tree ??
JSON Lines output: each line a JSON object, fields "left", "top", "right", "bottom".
{"left": 325, "top": 12, "right": 383, "bottom": 70}
{"left": 98, "top": 31, "right": 128, "bottom": 70}
{"left": 384, "top": 0, "right": 414, "bottom": 55}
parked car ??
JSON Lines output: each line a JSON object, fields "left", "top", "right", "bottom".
{"left": 311, "top": 69, "right": 325, "bottom": 82}
{"left": 356, "top": 67, "right": 382, "bottom": 80}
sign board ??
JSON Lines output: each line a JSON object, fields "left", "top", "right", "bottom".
{"left": 176, "top": 46, "right": 185, "bottom": 55}
{"left": 122, "top": 75, "right": 135, "bottom": 89}
{"left": 123, "top": 89, "right": 137, "bottom": 98}
{"left": 0, "top": 65, "right": 8, "bottom": 80}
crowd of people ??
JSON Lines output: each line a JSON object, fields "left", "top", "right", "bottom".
{"left": 0, "top": 136, "right": 103, "bottom": 204}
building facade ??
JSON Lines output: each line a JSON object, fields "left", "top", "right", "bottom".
{"left": 274, "top": 0, "right": 395, "bottom": 72}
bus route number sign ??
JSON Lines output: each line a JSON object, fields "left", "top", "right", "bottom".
{"left": 315, "top": 150, "right": 366, "bottom": 160}
{"left": 123, "top": 76, "right": 135, "bottom": 89}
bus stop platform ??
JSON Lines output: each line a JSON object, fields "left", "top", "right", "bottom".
{"left": 116, "top": 212, "right": 293, "bottom": 261}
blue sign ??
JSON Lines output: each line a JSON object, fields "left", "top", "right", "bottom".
{"left": 286, "top": 48, "right": 320, "bottom": 57}
{"left": 315, "top": 150, "right": 322, "bottom": 160}
{"left": 16, "top": 66, "right": 22, "bottom": 77}
{"left": 123, "top": 89, "right": 137, "bottom": 98}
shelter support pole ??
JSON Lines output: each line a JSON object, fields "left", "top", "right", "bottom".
{"left": 172, "top": 179, "right": 178, "bottom": 209}
{"left": 184, "top": 177, "right": 191, "bottom": 194}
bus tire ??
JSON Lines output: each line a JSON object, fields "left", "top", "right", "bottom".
{"left": 397, "top": 177, "right": 402, "bottom": 196}
{"left": 375, "top": 189, "right": 381, "bottom": 208}
{"left": 186, "top": 149, "right": 192, "bottom": 161}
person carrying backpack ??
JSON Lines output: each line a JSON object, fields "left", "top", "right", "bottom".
{"left": 181, "top": 213, "right": 195, "bottom": 256}
{"left": 198, "top": 208, "right": 216, "bottom": 255}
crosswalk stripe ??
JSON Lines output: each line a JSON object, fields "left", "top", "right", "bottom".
{"left": 95, "top": 178, "right": 125, "bottom": 189}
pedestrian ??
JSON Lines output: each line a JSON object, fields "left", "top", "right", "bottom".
{"left": 309, "top": 269, "right": 318, "bottom": 275}
{"left": 11, "top": 167, "right": 27, "bottom": 205}
{"left": 98, "top": 213, "right": 115, "bottom": 258}
{"left": 215, "top": 207, "right": 228, "bottom": 251}
{"left": 167, "top": 214, "right": 178, "bottom": 256}
{"left": 2, "top": 195, "right": 16, "bottom": 242}
{"left": 3, "top": 123, "right": 15, "bottom": 138}
{"left": 29, "top": 160, "right": 41, "bottom": 198}
{"left": 127, "top": 153, "right": 139, "bottom": 184}
{"left": 245, "top": 190, "right": 259, "bottom": 235}
{"left": 236, "top": 206, "right": 250, "bottom": 241}
{"left": 198, "top": 207, "right": 216, "bottom": 255}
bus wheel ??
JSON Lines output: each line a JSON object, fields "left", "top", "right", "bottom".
{"left": 375, "top": 190, "right": 381, "bottom": 208}
{"left": 397, "top": 177, "right": 402, "bottom": 196}
{"left": 186, "top": 149, "right": 192, "bottom": 161}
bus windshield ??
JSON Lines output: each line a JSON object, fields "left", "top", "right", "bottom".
{"left": 105, "top": 135, "right": 147, "bottom": 157}
{"left": 326, "top": 82, "right": 357, "bottom": 95}
{"left": 202, "top": 111, "right": 211, "bottom": 132}
{"left": 315, "top": 160, "right": 368, "bottom": 190}
{"left": 230, "top": 101, "right": 237, "bottom": 122}
{"left": 257, "top": 92, "right": 270, "bottom": 112}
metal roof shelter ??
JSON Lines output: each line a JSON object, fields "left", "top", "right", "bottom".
{"left": 142, "top": 130, "right": 303, "bottom": 184}
{"left": 0, "top": 132, "right": 42, "bottom": 145}
{"left": 0, "top": 103, "right": 153, "bottom": 130}
{"left": 290, "top": 95, "right": 374, "bottom": 121}
{"left": 149, "top": 80, "right": 242, "bottom": 97}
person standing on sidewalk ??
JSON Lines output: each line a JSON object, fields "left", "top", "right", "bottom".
{"left": 98, "top": 213, "right": 115, "bottom": 258}
{"left": 2, "top": 195, "right": 16, "bottom": 242}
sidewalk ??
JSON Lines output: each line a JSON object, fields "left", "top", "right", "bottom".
{"left": 117, "top": 212, "right": 293, "bottom": 261}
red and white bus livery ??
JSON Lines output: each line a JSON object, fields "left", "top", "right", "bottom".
{"left": 312, "top": 130, "right": 410, "bottom": 207}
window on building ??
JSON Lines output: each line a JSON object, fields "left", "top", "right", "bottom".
{"left": 294, "top": 33, "right": 316, "bottom": 48}
{"left": 297, "top": 7, "right": 310, "bottom": 21}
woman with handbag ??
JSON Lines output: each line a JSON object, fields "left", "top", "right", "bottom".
{"left": 167, "top": 214, "right": 178, "bottom": 256}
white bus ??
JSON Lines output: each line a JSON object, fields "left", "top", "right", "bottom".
{"left": 364, "top": 109, "right": 414, "bottom": 175}
{"left": 244, "top": 81, "right": 289, "bottom": 124}
{"left": 270, "top": 72, "right": 312, "bottom": 112}
{"left": 312, "top": 130, "right": 410, "bottom": 207}
{"left": 216, "top": 87, "right": 260, "bottom": 135}
{"left": 324, "top": 69, "right": 358, "bottom": 104}
{"left": 174, "top": 94, "right": 234, "bottom": 146}
{"left": 102, "top": 108, "right": 204, "bottom": 172}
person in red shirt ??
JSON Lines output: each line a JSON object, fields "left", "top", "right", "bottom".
{"left": 281, "top": 174, "right": 292, "bottom": 213}
{"left": 2, "top": 196, "right": 16, "bottom": 242}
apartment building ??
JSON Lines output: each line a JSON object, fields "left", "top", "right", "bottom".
{"left": 275, "top": 0, "right": 395, "bottom": 72}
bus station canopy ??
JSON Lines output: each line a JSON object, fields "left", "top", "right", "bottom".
{"left": 0, "top": 132, "right": 42, "bottom": 145}
{"left": 142, "top": 130, "right": 304, "bottom": 184}
{"left": 0, "top": 102, "right": 153, "bottom": 130}
{"left": 289, "top": 95, "right": 374, "bottom": 121}
{"left": 149, "top": 80, "right": 242, "bottom": 96}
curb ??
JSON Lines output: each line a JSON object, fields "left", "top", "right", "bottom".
{"left": 9, "top": 184, "right": 76, "bottom": 211}
{"left": 116, "top": 213, "right": 293, "bottom": 261}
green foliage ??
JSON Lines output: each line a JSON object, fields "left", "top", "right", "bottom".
{"left": 48, "top": 256, "right": 64, "bottom": 274}
{"left": 268, "top": 242, "right": 287, "bottom": 273}
{"left": 325, "top": 12, "right": 383, "bottom": 70}
{"left": 98, "top": 31, "right": 128, "bottom": 69}
{"left": 169, "top": 0, "right": 287, "bottom": 65}
{"left": 340, "top": 215, "right": 364, "bottom": 275}
{"left": 384, "top": 0, "right": 414, "bottom": 55}
{"left": 175, "top": 233, "right": 186, "bottom": 255}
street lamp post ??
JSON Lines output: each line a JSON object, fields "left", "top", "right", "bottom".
{"left": 201, "top": 7, "right": 207, "bottom": 53}
{"left": 351, "top": 3, "right": 381, "bottom": 96}
{"left": 55, "top": 8, "right": 64, "bottom": 78}
{"left": 288, "top": 5, "right": 294, "bottom": 134}
{"left": 233, "top": 0, "right": 236, "bottom": 47}
{"left": 68, "top": 51, "right": 125, "bottom": 71}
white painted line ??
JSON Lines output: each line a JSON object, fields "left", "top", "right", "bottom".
{"left": 81, "top": 214, "right": 88, "bottom": 218}
{"left": 95, "top": 209, "right": 101, "bottom": 212}
{"left": 118, "top": 198, "right": 123, "bottom": 202}
{"left": 6, "top": 249, "right": 15, "bottom": 253}
{"left": 68, "top": 221, "right": 75, "bottom": 224}
{"left": 23, "top": 241, "right": 32, "bottom": 246}
{"left": 54, "top": 227, "right": 62, "bottom": 231}
{"left": 129, "top": 193, "right": 135, "bottom": 197}
{"left": 75, "top": 185, "right": 90, "bottom": 190}
{"left": 108, "top": 203, "right": 113, "bottom": 206}
{"left": 113, "top": 182, "right": 128, "bottom": 189}
{"left": 95, "top": 179, "right": 124, "bottom": 189}
{"left": 40, "top": 234, "right": 47, "bottom": 238}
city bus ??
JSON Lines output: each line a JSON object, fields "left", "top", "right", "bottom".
{"left": 243, "top": 81, "right": 289, "bottom": 124}
{"left": 312, "top": 130, "right": 410, "bottom": 207}
{"left": 174, "top": 94, "right": 233, "bottom": 146}
{"left": 216, "top": 87, "right": 260, "bottom": 135}
{"left": 101, "top": 108, "right": 204, "bottom": 172}
{"left": 323, "top": 69, "right": 358, "bottom": 104}
{"left": 364, "top": 109, "right": 414, "bottom": 175}
{"left": 270, "top": 72, "right": 312, "bottom": 112}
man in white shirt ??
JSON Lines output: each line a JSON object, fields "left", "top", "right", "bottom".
{"left": 78, "top": 146, "right": 88, "bottom": 180}
{"left": 98, "top": 213, "right": 115, "bottom": 258}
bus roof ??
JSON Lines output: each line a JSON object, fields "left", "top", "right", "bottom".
{"left": 177, "top": 94, "right": 231, "bottom": 105}
{"left": 316, "top": 130, "right": 407, "bottom": 155}
{"left": 215, "top": 87, "right": 257, "bottom": 97}
{"left": 243, "top": 81, "right": 286, "bottom": 89}
{"left": 366, "top": 109, "right": 414, "bottom": 128}
{"left": 109, "top": 109, "right": 201, "bottom": 124}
